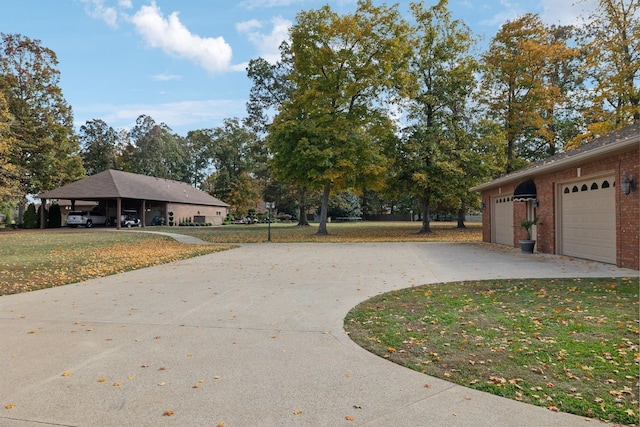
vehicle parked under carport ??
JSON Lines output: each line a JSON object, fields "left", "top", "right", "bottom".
{"left": 66, "top": 209, "right": 109, "bottom": 228}
{"left": 120, "top": 210, "right": 141, "bottom": 227}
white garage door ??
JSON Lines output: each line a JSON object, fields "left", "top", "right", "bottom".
{"left": 492, "top": 195, "right": 513, "bottom": 246}
{"left": 560, "top": 176, "right": 616, "bottom": 264}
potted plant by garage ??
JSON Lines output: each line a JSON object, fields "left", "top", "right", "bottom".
{"left": 519, "top": 217, "right": 538, "bottom": 253}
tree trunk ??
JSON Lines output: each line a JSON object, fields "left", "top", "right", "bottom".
{"left": 17, "top": 202, "right": 25, "bottom": 227}
{"left": 457, "top": 201, "right": 466, "bottom": 229}
{"left": 361, "top": 187, "right": 367, "bottom": 218}
{"left": 297, "top": 186, "right": 310, "bottom": 227}
{"left": 418, "top": 195, "right": 432, "bottom": 234}
{"left": 316, "top": 182, "right": 331, "bottom": 235}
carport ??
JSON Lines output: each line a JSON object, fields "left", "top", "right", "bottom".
{"left": 38, "top": 169, "right": 229, "bottom": 229}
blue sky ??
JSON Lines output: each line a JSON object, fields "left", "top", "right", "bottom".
{"left": 1, "top": 0, "right": 598, "bottom": 136}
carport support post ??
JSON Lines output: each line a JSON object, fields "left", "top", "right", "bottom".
{"left": 40, "top": 198, "right": 47, "bottom": 229}
{"left": 116, "top": 197, "right": 122, "bottom": 230}
{"left": 141, "top": 200, "right": 146, "bottom": 227}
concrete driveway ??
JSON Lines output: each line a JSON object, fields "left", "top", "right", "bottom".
{"left": 1, "top": 242, "right": 636, "bottom": 426}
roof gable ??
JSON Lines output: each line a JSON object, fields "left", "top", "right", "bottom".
{"left": 39, "top": 170, "right": 228, "bottom": 207}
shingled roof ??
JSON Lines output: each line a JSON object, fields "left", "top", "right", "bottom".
{"left": 39, "top": 169, "right": 228, "bottom": 207}
{"left": 471, "top": 122, "right": 640, "bottom": 191}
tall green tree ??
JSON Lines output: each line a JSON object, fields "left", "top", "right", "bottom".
{"left": 393, "top": 0, "right": 478, "bottom": 233}
{"left": 246, "top": 42, "right": 294, "bottom": 135}
{"left": 121, "top": 115, "right": 186, "bottom": 180}
{"left": 571, "top": 0, "right": 639, "bottom": 145}
{"left": 182, "top": 130, "right": 214, "bottom": 187}
{"left": 246, "top": 42, "right": 314, "bottom": 226}
{"left": 268, "top": 0, "right": 411, "bottom": 235}
{"left": 197, "top": 118, "right": 264, "bottom": 207}
{"left": 79, "top": 119, "right": 120, "bottom": 175}
{"left": 0, "top": 33, "right": 84, "bottom": 200}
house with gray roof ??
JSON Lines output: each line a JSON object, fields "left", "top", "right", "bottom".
{"left": 471, "top": 122, "right": 639, "bottom": 270}
{"left": 38, "top": 169, "right": 229, "bottom": 229}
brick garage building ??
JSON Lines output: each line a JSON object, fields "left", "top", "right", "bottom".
{"left": 39, "top": 169, "right": 229, "bottom": 229}
{"left": 471, "top": 123, "right": 639, "bottom": 270}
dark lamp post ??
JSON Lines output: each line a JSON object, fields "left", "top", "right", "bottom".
{"left": 265, "top": 202, "right": 275, "bottom": 241}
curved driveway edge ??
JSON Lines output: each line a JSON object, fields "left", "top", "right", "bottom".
{"left": 1, "top": 242, "right": 636, "bottom": 426}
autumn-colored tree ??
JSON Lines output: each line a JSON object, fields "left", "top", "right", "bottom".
{"left": 534, "top": 24, "right": 586, "bottom": 157}
{"left": 268, "top": 0, "right": 411, "bottom": 235}
{"left": 481, "top": 14, "right": 577, "bottom": 170}
{"left": 0, "top": 33, "right": 84, "bottom": 201}
{"left": 0, "top": 91, "right": 18, "bottom": 205}
{"left": 79, "top": 119, "right": 120, "bottom": 175}
{"left": 570, "top": 0, "right": 640, "bottom": 146}
{"left": 226, "top": 172, "right": 261, "bottom": 219}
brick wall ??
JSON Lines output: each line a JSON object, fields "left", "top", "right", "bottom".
{"left": 480, "top": 146, "right": 639, "bottom": 270}
{"left": 617, "top": 149, "right": 639, "bottom": 269}
{"left": 166, "top": 203, "right": 228, "bottom": 226}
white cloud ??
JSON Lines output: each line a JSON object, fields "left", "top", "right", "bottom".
{"left": 118, "top": 0, "right": 132, "bottom": 9}
{"left": 236, "top": 19, "right": 262, "bottom": 33}
{"left": 477, "top": 0, "right": 599, "bottom": 29}
{"left": 540, "top": 0, "right": 597, "bottom": 27}
{"left": 130, "top": 1, "right": 234, "bottom": 74}
{"left": 105, "top": 99, "right": 246, "bottom": 132}
{"left": 239, "top": 0, "right": 301, "bottom": 10}
{"left": 479, "top": 0, "right": 528, "bottom": 27}
{"left": 237, "top": 16, "right": 291, "bottom": 63}
{"left": 81, "top": 0, "right": 119, "bottom": 28}
{"left": 152, "top": 73, "right": 181, "bottom": 81}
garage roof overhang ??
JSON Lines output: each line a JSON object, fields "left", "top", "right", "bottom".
{"left": 471, "top": 125, "right": 639, "bottom": 193}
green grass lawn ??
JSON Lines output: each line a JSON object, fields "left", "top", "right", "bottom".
{"left": 154, "top": 220, "right": 482, "bottom": 243}
{"left": 345, "top": 277, "right": 640, "bottom": 425}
